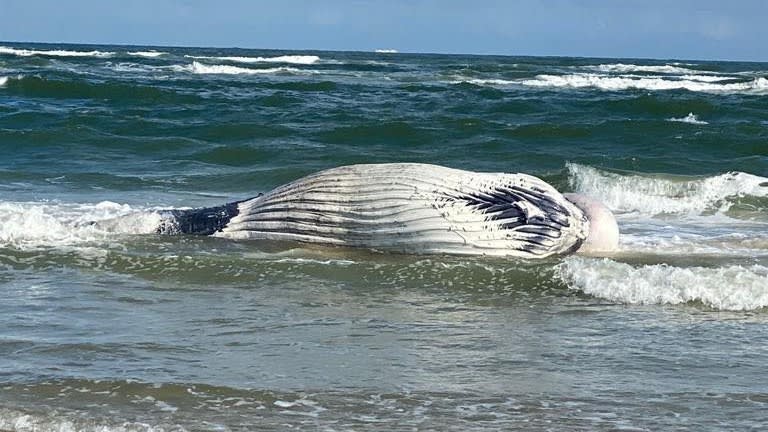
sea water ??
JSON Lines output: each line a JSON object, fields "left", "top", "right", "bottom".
{"left": 1, "top": 42, "right": 768, "bottom": 431}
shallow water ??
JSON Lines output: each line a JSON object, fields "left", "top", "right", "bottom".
{"left": 1, "top": 42, "right": 768, "bottom": 430}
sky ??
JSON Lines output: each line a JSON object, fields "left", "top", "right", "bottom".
{"left": 0, "top": 0, "right": 766, "bottom": 61}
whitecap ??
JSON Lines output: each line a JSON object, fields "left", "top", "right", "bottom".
{"left": 181, "top": 61, "right": 301, "bottom": 75}
{"left": 272, "top": 398, "right": 327, "bottom": 417}
{"left": 107, "top": 62, "right": 161, "bottom": 73}
{"left": 375, "top": 49, "right": 398, "bottom": 54}
{"left": 667, "top": 112, "right": 709, "bottom": 125}
{"left": 0, "top": 45, "right": 114, "bottom": 57}
{"left": 589, "top": 63, "right": 704, "bottom": 75}
{"left": 0, "top": 76, "right": 7, "bottom": 87}
{"left": 558, "top": 256, "right": 768, "bottom": 311}
{"left": 566, "top": 163, "right": 768, "bottom": 216}
{"left": 184, "top": 54, "right": 320, "bottom": 65}
{"left": 450, "top": 77, "right": 516, "bottom": 86}
{"left": 520, "top": 73, "right": 768, "bottom": 94}
{"left": 127, "top": 50, "right": 167, "bottom": 58}
{"left": 0, "top": 406, "right": 183, "bottom": 432}
{"left": 678, "top": 74, "right": 734, "bottom": 83}
{"left": 0, "top": 201, "right": 168, "bottom": 250}
{"left": 154, "top": 400, "right": 178, "bottom": 412}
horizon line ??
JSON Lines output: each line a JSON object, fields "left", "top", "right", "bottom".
{"left": 0, "top": 39, "right": 764, "bottom": 65}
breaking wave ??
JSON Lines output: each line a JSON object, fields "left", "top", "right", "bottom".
{"left": 667, "top": 112, "right": 709, "bottom": 125}
{"left": 178, "top": 61, "right": 303, "bottom": 75}
{"left": 0, "top": 407, "right": 184, "bottom": 432}
{"left": 0, "top": 45, "right": 114, "bottom": 58}
{"left": 520, "top": 74, "right": 768, "bottom": 94}
{"left": 566, "top": 163, "right": 768, "bottom": 216}
{"left": 184, "top": 54, "right": 320, "bottom": 65}
{"left": 559, "top": 257, "right": 768, "bottom": 311}
{"left": 0, "top": 201, "right": 167, "bottom": 250}
{"left": 679, "top": 74, "right": 734, "bottom": 83}
{"left": 451, "top": 78, "right": 516, "bottom": 86}
{"left": 0, "top": 74, "right": 24, "bottom": 87}
{"left": 588, "top": 63, "right": 704, "bottom": 75}
{"left": 127, "top": 51, "right": 167, "bottom": 58}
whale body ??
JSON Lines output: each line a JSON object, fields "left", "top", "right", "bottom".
{"left": 157, "top": 163, "right": 618, "bottom": 258}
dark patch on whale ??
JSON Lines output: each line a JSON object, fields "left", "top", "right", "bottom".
{"left": 158, "top": 200, "right": 245, "bottom": 235}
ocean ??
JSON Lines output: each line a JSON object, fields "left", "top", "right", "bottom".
{"left": 1, "top": 42, "right": 767, "bottom": 431}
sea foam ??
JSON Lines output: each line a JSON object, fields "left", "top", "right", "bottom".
{"left": 184, "top": 55, "right": 320, "bottom": 65}
{"left": 454, "top": 78, "right": 516, "bottom": 86}
{"left": 667, "top": 113, "right": 709, "bottom": 125}
{"left": 678, "top": 74, "right": 734, "bottom": 83}
{"left": 451, "top": 73, "right": 767, "bottom": 94}
{"left": 0, "top": 407, "right": 184, "bottom": 432}
{"left": 0, "top": 201, "right": 166, "bottom": 250}
{"left": 127, "top": 50, "right": 167, "bottom": 58}
{"left": 567, "top": 163, "right": 768, "bottom": 216}
{"left": 590, "top": 63, "right": 702, "bottom": 75}
{"left": 520, "top": 74, "right": 768, "bottom": 94}
{"left": 181, "top": 61, "right": 301, "bottom": 75}
{"left": 559, "top": 256, "right": 768, "bottom": 311}
{"left": 591, "top": 63, "right": 735, "bottom": 83}
{"left": 0, "top": 45, "right": 114, "bottom": 58}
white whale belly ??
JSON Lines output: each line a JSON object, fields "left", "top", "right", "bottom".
{"left": 214, "top": 163, "right": 588, "bottom": 258}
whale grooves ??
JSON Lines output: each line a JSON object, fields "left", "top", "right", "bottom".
{"left": 154, "top": 163, "right": 619, "bottom": 258}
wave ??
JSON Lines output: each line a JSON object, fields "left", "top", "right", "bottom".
{"left": 179, "top": 61, "right": 303, "bottom": 75}
{"left": 0, "top": 201, "right": 166, "bottom": 250}
{"left": 0, "top": 74, "right": 24, "bottom": 87}
{"left": 520, "top": 74, "right": 768, "bottom": 94}
{"left": 589, "top": 63, "right": 704, "bottom": 75}
{"left": 0, "top": 45, "right": 114, "bottom": 58}
{"left": 559, "top": 256, "right": 768, "bottom": 311}
{"left": 667, "top": 112, "right": 708, "bottom": 125}
{"left": 127, "top": 50, "right": 167, "bottom": 58}
{"left": 0, "top": 406, "right": 183, "bottom": 432}
{"left": 106, "top": 62, "right": 170, "bottom": 74}
{"left": 566, "top": 163, "right": 768, "bottom": 216}
{"left": 452, "top": 78, "right": 516, "bottom": 86}
{"left": 2, "top": 75, "right": 200, "bottom": 103}
{"left": 375, "top": 49, "right": 398, "bottom": 54}
{"left": 184, "top": 54, "right": 320, "bottom": 65}
{"left": 450, "top": 73, "right": 765, "bottom": 93}
{"left": 678, "top": 74, "right": 734, "bottom": 83}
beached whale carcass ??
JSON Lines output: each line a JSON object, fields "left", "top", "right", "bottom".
{"left": 156, "top": 163, "right": 619, "bottom": 258}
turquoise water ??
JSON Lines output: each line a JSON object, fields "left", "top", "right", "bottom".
{"left": 1, "top": 42, "right": 768, "bottom": 431}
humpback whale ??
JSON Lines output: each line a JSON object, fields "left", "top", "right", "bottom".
{"left": 154, "top": 163, "right": 619, "bottom": 258}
